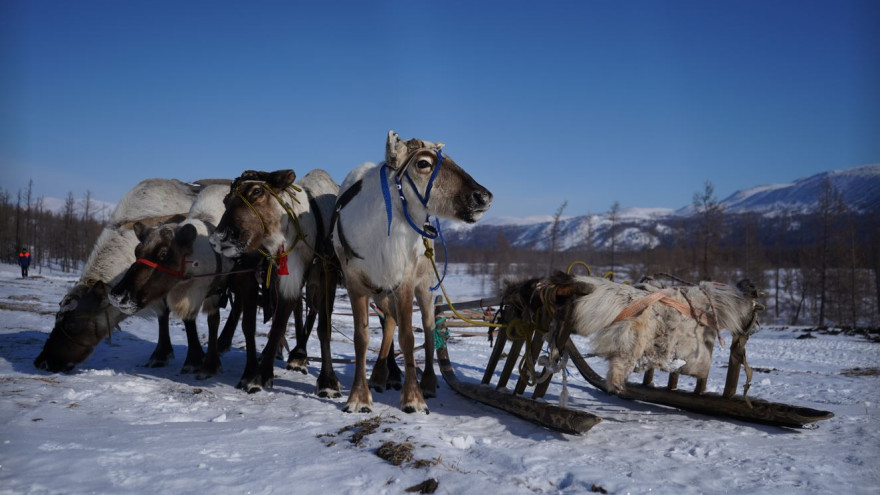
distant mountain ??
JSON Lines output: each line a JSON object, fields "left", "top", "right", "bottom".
{"left": 678, "top": 163, "right": 880, "bottom": 216}
{"left": 444, "top": 163, "right": 880, "bottom": 251}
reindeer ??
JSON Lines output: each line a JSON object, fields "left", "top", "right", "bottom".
{"left": 501, "top": 272, "right": 764, "bottom": 394}
{"left": 34, "top": 179, "right": 240, "bottom": 372}
{"left": 332, "top": 130, "right": 492, "bottom": 413}
{"left": 209, "top": 169, "right": 340, "bottom": 396}
{"left": 109, "top": 184, "right": 234, "bottom": 377}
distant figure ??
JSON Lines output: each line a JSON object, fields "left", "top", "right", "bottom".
{"left": 18, "top": 248, "right": 31, "bottom": 278}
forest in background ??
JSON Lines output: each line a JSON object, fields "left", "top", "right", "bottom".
{"left": 1, "top": 179, "right": 878, "bottom": 329}
{"left": 1, "top": 180, "right": 109, "bottom": 274}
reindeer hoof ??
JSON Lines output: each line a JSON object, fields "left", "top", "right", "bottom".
{"left": 286, "top": 361, "right": 309, "bottom": 374}
{"left": 180, "top": 364, "right": 199, "bottom": 374}
{"left": 318, "top": 388, "right": 342, "bottom": 399}
{"left": 145, "top": 355, "right": 172, "bottom": 368}
{"left": 343, "top": 401, "right": 372, "bottom": 414}
{"left": 402, "top": 404, "right": 429, "bottom": 415}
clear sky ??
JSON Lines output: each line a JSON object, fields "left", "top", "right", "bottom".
{"left": 3, "top": 0, "right": 878, "bottom": 218}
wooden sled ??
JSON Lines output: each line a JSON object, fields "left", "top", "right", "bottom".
{"left": 434, "top": 298, "right": 833, "bottom": 433}
{"left": 435, "top": 298, "right": 601, "bottom": 435}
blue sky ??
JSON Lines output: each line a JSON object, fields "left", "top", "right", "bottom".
{"left": 3, "top": 0, "right": 878, "bottom": 218}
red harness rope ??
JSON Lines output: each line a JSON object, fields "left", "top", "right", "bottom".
{"left": 136, "top": 256, "right": 194, "bottom": 279}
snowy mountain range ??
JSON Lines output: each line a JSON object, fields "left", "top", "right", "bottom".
{"left": 444, "top": 163, "right": 880, "bottom": 251}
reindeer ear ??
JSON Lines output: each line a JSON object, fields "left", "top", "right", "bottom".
{"left": 435, "top": 142, "right": 445, "bottom": 150}
{"left": 267, "top": 170, "right": 296, "bottom": 190}
{"left": 385, "top": 130, "right": 405, "bottom": 169}
{"left": 133, "top": 222, "right": 149, "bottom": 242}
{"left": 175, "top": 224, "right": 198, "bottom": 249}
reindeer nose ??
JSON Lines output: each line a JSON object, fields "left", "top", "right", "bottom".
{"left": 472, "top": 189, "right": 492, "bottom": 207}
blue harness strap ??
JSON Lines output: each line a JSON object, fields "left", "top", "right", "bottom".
{"left": 380, "top": 164, "right": 394, "bottom": 236}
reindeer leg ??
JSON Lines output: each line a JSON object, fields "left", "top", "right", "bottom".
{"left": 369, "top": 310, "right": 397, "bottom": 393}
{"left": 236, "top": 278, "right": 261, "bottom": 392}
{"left": 217, "top": 291, "right": 241, "bottom": 354}
{"left": 146, "top": 305, "right": 174, "bottom": 367}
{"left": 287, "top": 296, "right": 310, "bottom": 374}
{"left": 344, "top": 292, "right": 373, "bottom": 413}
{"left": 415, "top": 285, "right": 437, "bottom": 399}
{"left": 180, "top": 319, "right": 205, "bottom": 374}
{"left": 386, "top": 340, "right": 403, "bottom": 391}
{"left": 257, "top": 299, "right": 296, "bottom": 390}
{"left": 197, "top": 309, "right": 222, "bottom": 379}
{"left": 314, "top": 266, "right": 340, "bottom": 398}
{"left": 398, "top": 286, "right": 428, "bottom": 414}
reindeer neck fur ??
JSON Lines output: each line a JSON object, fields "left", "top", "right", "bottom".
{"left": 335, "top": 162, "right": 432, "bottom": 292}
{"left": 260, "top": 173, "right": 336, "bottom": 300}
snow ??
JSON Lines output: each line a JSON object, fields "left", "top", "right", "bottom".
{"left": 2, "top": 262, "right": 879, "bottom": 494}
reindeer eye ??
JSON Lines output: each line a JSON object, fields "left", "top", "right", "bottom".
{"left": 157, "top": 248, "right": 168, "bottom": 261}
{"left": 251, "top": 187, "right": 263, "bottom": 198}
{"left": 416, "top": 159, "right": 432, "bottom": 171}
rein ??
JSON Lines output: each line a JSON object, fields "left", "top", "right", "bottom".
{"left": 136, "top": 256, "right": 192, "bottom": 278}
{"left": 137, "top": 252, "right": 252, "bottom": 281}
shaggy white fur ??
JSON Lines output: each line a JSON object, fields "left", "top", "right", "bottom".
{"left": 565, "top": 276, "right": 761, "bottom": 393}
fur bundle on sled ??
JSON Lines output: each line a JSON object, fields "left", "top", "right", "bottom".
{"left": 501, "top": 272, "right": 765, "bottom": 393}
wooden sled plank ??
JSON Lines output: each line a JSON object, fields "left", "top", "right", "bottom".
{"left": 437, "top": 347, "right": 601, "bottom": 435}
{"left": 564, "top": 341, "right": 834, "bottom": 428}
{"left": 434, "top": 296, "right": 503, "bottom": 315}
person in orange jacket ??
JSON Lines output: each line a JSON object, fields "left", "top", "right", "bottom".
{"left": 18, "top": 248, "right": 31, "bottom": 278}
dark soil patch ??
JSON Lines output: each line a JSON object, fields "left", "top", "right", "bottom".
{"left": 840, "top": 367, "right": 880, "bottom": 377}
{"left": 376, "top": 440, "right": 414, "bottom": 466}
{"left": 405, "top": 478, "right": 439, "bottom": 493}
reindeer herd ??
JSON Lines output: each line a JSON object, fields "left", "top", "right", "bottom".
{"left": 35, "top": 131, "right": 493, "bottom": 414}
{"left": 33, "top": 129, "right": 765, "bottom": 419}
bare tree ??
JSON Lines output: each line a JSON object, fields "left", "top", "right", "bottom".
{"left": 548, "top": 200, "right": 568, "bottom": 274}
{"left": 62, "top": 192, "right": 77, "bottom": 272}
{"left": 584, "top": 211, "right": 595, "bottom": 266}
{"left": 608, "top": 201, "right": 620, "bottom": 280}
{"left": 816, "top": 178, "right": 845, "bottom": 327}
{"left": 692, "top": 180, "right": 724, "bottom": 281}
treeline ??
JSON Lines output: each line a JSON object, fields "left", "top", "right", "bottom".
{"left": 0, "top": 181, "right": 109, "bottom": 274}
{"left": 452, "top": 180, "right": 880, "bottom": 328}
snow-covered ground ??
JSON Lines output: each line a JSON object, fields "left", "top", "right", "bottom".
{"left": 1, "top": 262, "right": 878, "bottom": 494}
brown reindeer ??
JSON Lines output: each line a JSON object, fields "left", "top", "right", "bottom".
{"left": 209, "top": 169, "right": 340, "bottom": 396}
{"left": 34, "top": 178, "right": 240, "bottom": 373}
{"left": 109, "top": 184, "right": 233, "bottom": 377}
{"left": 332, "top": 131, "right": 492, "bottom": 413}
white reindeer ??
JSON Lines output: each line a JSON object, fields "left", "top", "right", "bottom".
{"left": 332, "top": 130, "right": 492, "bottom": 413}
{"left": 502, "top": 272, "right": 764, "bottom": 394}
